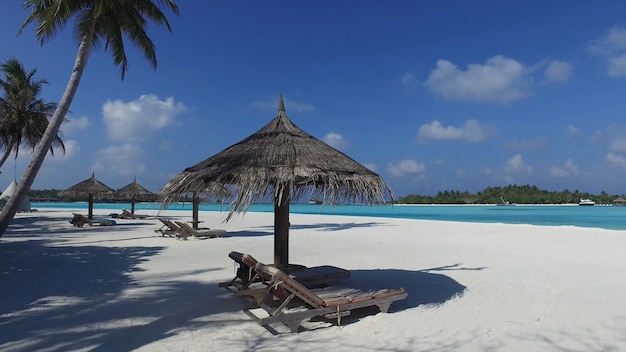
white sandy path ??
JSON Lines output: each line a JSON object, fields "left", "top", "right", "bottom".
{"left": 0, "top": 208, "right": 624, "bottom": 352}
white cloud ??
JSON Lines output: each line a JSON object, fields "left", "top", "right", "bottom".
{"left": 588, "top": 26, "right": 626, "bottom": 55}
{"left": 610, "top": 136, "right": 626, "bottom": 152}
{"left": 425, "top": 55, "right": 533, "bottom": 104}
{"left": 387, "top": 159, "right": 426, "bottom": 176}
{"left": 588, "top": 26, "right": 626, "bottom": 77}
{"left": 550, "top": 159, "right": 580, "bottom": 178}
{"left": 102, "top": 94, "right": 186, "bottom": 142}
{"left": 503, "top": 154, "right": 532, "bottom": 175}
{"left": 503, "top": 137, "right": 546, "bottom": 151}
{"left": 92, "top": 143, "right": 146, "bottom": 177}
{"left": 61, "top": 116, "right": 90, "bottom": 135}
{"left": 322, "top": 132, "right": 350, "bottom": 150}
{"left": 608, "top": 54, "right": 626, "bottom": 77}
{"left": 544, "top": 60, "right": 572, "bottom": 83}
{"left": 400, "top": 73, "right": 419, "bottom": 88}
{"left": 417, "top": 119, "right": 493, "bottom": 143}
{"left": 455, "top": 169, "right": 472, "bottom": 178}
{"left": 482, "top": 167, "right": 494, "bottom": 176}
{"left": 566, "top": 124, "right": 583, "bottom": 140}
{"left": 605, "top": 152, "right": 626, "bottom": 170}
{"left": 251, "top": 97, "right": 314, "bottom": 113}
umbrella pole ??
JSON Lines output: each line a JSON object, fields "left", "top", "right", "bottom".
{"left": 131, "top": 197, "right": 135, "bottom": 215}
{"left": 88, "top": 193, "right": 94, "bottom": 220}
{"left": 192, "top": 192, "right": 200, "bottom": 230}
{"left": 274, "top": 188, "right": 290, "bottom": 269}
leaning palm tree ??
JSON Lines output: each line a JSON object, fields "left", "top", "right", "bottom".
{"left": 0, "top": 57, "right": 66, "bottom": 170}
{"left": 0, "top": 0, "right": 179, "bottom": 236}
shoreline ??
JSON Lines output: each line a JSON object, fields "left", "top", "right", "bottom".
{"left": 28, "top": 203, "right": 626, "bottom": 231}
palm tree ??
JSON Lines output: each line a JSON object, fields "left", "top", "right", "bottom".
{"left": 0, "top": 0, "right": 179, "bottom": 236}
{"left": 0, "top": 57, "right": 66, "bottom": 170}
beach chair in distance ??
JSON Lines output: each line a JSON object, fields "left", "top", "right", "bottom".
{"left": 117, "top": 209, "right": 148, "bottom": 220}
{"left": 155, "top": 218, "right": 181, "bottom": 237}
{"left": 243, "top": 263, "right": 407, "bottom": 333}
{"left": 69, "top": 213, "right": 116, "bottom": 227}
{"left": 174, "top": 221, "right": 226, "bottom": 239}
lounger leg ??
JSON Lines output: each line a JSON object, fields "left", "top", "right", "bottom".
{"left": 376, "top": 301, "right": 391, "bottom": 313}
{"left": 283, "top": 320, "right": 303, "bottom": 333}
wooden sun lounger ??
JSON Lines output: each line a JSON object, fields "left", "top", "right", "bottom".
{"left": 219, "top": 251, "right": 351, "bottom": 292}
{"left": 69, "top": 213, "right": 116, "bottom": 227}
{"left": 155, "top": 218, "right": 181, "bottom": 237}
{"left": 243, "top": 263, "right": 407, "bottom": 333}
{"left": 116, "top": 209, "right": 148, "bottom": 220}
{"left": 174, "top": 221, "right": 226, "bottom": 239}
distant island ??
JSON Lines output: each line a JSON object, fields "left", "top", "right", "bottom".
{"left": 395, "top": 184, "right": 625, "bottom": 205}
{"left": 27, "top": 184, "right": 626, "bottom": 205}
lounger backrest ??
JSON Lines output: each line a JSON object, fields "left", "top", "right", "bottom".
{"left": 160, "top": 219, "right": 179, "bottom": 229}
{"left": 175, "top": 221, "right": 195, "bottom": 233}
{"left": 255, "top": 264, "right": 326, "bottom": 308}
{"left": 241, "top": 253, "right": 259, "bottom": 268}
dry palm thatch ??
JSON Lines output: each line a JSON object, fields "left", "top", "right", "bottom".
{"left": 159, "top": 95, "right": 393, "bottom": 267}
{"left": 116, "top": 177, "right": 155, "bottom": 214}
{"left": 59, "top": 172, "right": 115, "bottom": 219}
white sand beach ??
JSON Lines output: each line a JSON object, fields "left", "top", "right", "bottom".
{"left": 1, "top": 208, "right": 625, "bottom": 352}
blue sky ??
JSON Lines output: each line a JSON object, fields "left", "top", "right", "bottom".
{"left": 1, "top": 1, "right": 626, "bottom": 197}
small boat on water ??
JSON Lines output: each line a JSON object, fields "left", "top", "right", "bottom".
{"left": 578, "top": 199, "right": 595, "bottom": 206}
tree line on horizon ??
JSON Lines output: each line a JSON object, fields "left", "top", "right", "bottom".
{"left": 396, "top": 184, "right": 626, "bottom": 205}
{"left": 28, "top": 184, "right": 626, "bottom": 205}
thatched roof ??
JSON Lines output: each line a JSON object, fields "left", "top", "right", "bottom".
{"left": 60, "top": 173, "right": 115, "bottom": 197}
{"left": 116, "top": 178, "right": 154, "bottom": 200}
{"left": 159, "top": 95, "right": 393, "bottom": 219}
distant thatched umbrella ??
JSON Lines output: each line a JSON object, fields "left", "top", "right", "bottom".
{"left": 116, "top": 177, "right": 155, "bottom": 214}
{"left": 59, "top": 172, "right": 115, "bottom": 219}
{"left": 159, "top": 95, "right": 393, "bottom": 268}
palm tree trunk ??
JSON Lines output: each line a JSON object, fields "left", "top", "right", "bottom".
{"left": 0, "top": 9, "right": 97, "bottom": 236}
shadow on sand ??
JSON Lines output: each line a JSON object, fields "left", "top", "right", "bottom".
{"left": 0, "top": 216, "right": 473, "bottom": 350}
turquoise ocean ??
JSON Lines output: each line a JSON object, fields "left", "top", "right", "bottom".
{"left": 32, "top": 202, "right": 625, "bottom": 231}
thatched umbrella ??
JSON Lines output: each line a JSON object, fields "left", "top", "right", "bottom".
{"left": 59, "top": 172, "right": 115, "bottom": 219}
{"left": 159, "top": 95, "right": 393, "bottom": 268}
{"left": 116, "top": 177, "right": 155, "bottom": 214}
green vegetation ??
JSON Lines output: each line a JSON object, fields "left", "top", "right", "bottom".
{"left": 396, "top": 184, "right": 625, "bottom": 205}
{"left": 29, "top": 184, "right": 625, "bottom": 205}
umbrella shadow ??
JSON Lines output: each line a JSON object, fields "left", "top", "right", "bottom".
{"left": 6, "top": 214, "right": 152, "bottom": 238}
{"left": 311, "top": 264, "right": 480, "bottom": 328}
{"left": 225, "top": 221, "right": 386, "bottom": 238}
{"left": 224, "top": 230, "right": 274, "bottom": 237}
{"left": 289, "top": 221, "right": 387, "bottom": 231}
{"left": 0, "top": 239, "right": 241, "bottom": 352}
{"left": 347, "top": 264, "right": 485, "bottom": 310}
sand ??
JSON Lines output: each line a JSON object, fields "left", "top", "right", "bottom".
{"left": 1, "top": 208, "right": 625, "bottom": 351}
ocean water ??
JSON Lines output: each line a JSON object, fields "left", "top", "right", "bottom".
{"left": 31, "top": 202, "right": 626, "bottom": 231}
